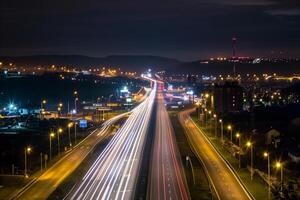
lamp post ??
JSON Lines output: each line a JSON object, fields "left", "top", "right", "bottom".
{"left": 186, "top": 156, "right": 196, "bottom": 185}
{"left": 263, "top": 152, "right": 271, "bottom": 200}
{"left": 40, "top": 100, "right": 46, "bottom": 119}
{"left": 219, "top": 119, "right": 224, "bottom": 144}
{"left": 204, "top": 109, "right": 208, "bottom": 128}
{"left": 68, "top": 122, "right": 73, "bottom": 147}
{"left": 74, "top": 122, "right": 77, "bottom": 144}
{"left": 246, "top": 141, "right": 253, "bottom": 180}
{"left": 227, "top": 125, "right": 233, "bottom": 142}
{"left": 49, "top": 132, "right": 55, "bottom": 160}
{"left": 236, "top": 133, "right": 241, "bottom": 168}
{"left": 57, "top": 128, "right": 63, "bottom": 155}
{"left": 24, "top": 146, "right": 32, "bottom": 177}
{"left": 196, "top": 102, "right": 200, "bottom": 120}
{"left": 208, "top": 110, "right": 212, "bottom": 133}
{"left": 276, "top": 162, "right": 283, "bottom": 193}
{"left": 204, "top": 93, "right": 210, "bottom": 109}
{"left": 74, "top": 90, "right": 78, "bottom": 112}
{"left": 213, "top": 114, "right": 217, "bottom": 137}
{"left": 58, "top": 103, "right": 63, "bottom": 116}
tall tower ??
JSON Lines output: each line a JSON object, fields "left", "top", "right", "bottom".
{"left": 232, "top": 37, "right": 237, "bottom": 78}
{"left": 232, "top": 37, "right": 237, "bottom": 58}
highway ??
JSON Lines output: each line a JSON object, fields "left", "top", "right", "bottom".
{"left": 148, "top": 82, "right": 189, "bottom": 200}
{"left": 13, "top": 112, "right": 130, "bottom": 200}
{"left": 179, "top": 108, "right": 252, "bottom": 200}
{"left": 68, "top": 83, "right": 156, "bottom": 200}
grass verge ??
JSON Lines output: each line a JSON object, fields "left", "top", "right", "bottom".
{"left": 169, "top": 111, "right": 213, "bottom": 200}
{"left": 190, "top": 114, "right": 268, "bottom": 200}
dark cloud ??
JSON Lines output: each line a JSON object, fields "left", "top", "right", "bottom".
{"left": 0, "top": 0, "right": 299, "bottom": 60}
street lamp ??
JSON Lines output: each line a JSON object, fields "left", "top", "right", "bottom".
{"left": 246, "top": 141, "right": 253, "bottom": 180}
{"left": 57, "top": 106, "right": 61, "bottom": 117}
{"left": 263, "top": 152, "right": 271, "bottom": 200}
{"left": 49, "top": 132, "right": 55, "bottom": 160}
{"left": 186, "top": 156, "right": 196, "bottom": 185}
{"left": 236, "top": 133, "right": 241, "bottom": 168}
{"left": 40, "top": 100, "right": 47, "bottom": 119}
{"left": 68, "top": 122, "right": 73, "bottom": 147}
{"left": 74, "top": 91, "right": 78, "bottom": 112}
{"left": 208, "top": 110, "right": 212, "bottom": 133}
{"left": 204, "top": 109, "right": 208, "bottom": 127}
{"left": 227, "top": 125, "right": 233, "bottom": 142}
{"left": 213, "top": 114, "right": 217, "bottom": 137}
{"left": 74, "top": 122, "right": 77, "bottom": 144}
{"left": 24, "top": 146, "right": 32, "bottom": 177}
{"left": 57, "top": 128, "right": 63, "bottom": 155}
{"left": 195, "top": 101, "right": 200, "bottom": 120}
{"left": 219, "top": 119, "right": 224, "bottom": 144}
{"left": 275, "top": 161, "right": 283, "bottom": 193}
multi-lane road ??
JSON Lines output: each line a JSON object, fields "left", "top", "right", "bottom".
{"left": 68, "top": 82, "right": 156, "bottom": 200}
{"left": 13, "top": 112, "right": 130, "bottom": 200}
{"left": 179, "top": 108, "right": 252, "bottom": 200}
{"left": 148, "top": 82, "right": 189, "bottom": 200}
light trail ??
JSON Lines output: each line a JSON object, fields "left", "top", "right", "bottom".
{"left": 148, "top": 82, "right": 189, "bottom": 200}
{"left": 13, "top": 111, "right": 130, "bottom": 200}
{"left": 69, "top": 82, "right": 157, "bottom": 200}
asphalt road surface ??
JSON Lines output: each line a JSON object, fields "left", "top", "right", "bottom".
{"left": 14, "top": 112, "right": 129, "bottom": 200}
{"left": 179, "top": 108, "right": 252, "bottom": 200}
{"left": 68, "top": 83, "right": 156, "bottom": 200}
{"left": 148, "top": 83, "right": 189, "bottom": 200}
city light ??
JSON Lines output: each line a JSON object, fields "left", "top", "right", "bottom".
{"left": 26, "top": 147, "right": 32, "bottom": 153}
{"left": 246, "top": 141, "right": 252, "bottom": 147}
{"left": 227, "top": 125, "right": 232, "bottom": 130}
{"left": 275, "top": 161, "right": 281, "bottom": 169}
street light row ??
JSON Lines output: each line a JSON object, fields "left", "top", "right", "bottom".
{"left": 25, "top": 121, "right": 78, "bottom": 177}
{"left": 196, "top": 101, "right": 284, "bottom": 198}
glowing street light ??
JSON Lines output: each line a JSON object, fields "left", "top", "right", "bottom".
{"left": 57, "top": 128, "right": 63, "bottom": 155}
{"left": 227, "top": 125, "right": 233, "bottom": 142}
{"left": 40, "top": 100, "right": 47, "bottom": 119}
{"left": 24, "top": 146, "right": 32, "bottom": 177}
{"left": 275, "top": 161, "right": 284, "bottom": 193}
{"left": 219, "top": 119, "right": 224, "bottom": 144}
{"left": 246, "top": 141, "right": 253, "bottom": 180}
{"left": 49, "top": 132, "right": 55, "bottom": 160}
{"left": 236, "top": 133, "right": 241, "bottom": 168}
{"left": 195, "top": 101, "right": 201, "bottom": 120}
{"left": 68, "top": 122, "right": 73, "bottom": 147}
{"left": 208, "top": 111, "right": 212, "bottom": 133}
{"left": 263, "top": 152, "right": 271, "bottom": 200}
{"left": 213, "top": 114, "right": 217, "bottom": 137}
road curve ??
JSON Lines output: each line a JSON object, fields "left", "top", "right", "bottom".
{"left": 148, "top": 83, "right": 189, "bottom": 200}
{"left": 179, "top": 108, "right": 252, "bottom": 200}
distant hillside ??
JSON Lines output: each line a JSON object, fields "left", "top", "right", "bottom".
{"left": 1, "top": 55, "right": 299, "bottom": 75}
{"left": 174, "top": 59, "right": 300, "bottom": 75}
{"left": 0, "top": 55, "right": 182, "bottom": 72}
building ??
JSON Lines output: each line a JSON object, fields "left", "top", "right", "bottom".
{"left": 212, "top": 81, "right": 243, "bottom": 114}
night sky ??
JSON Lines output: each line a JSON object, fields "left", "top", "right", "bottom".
{"left": 1, "top": 0, "right": 300, "bottom": 60}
